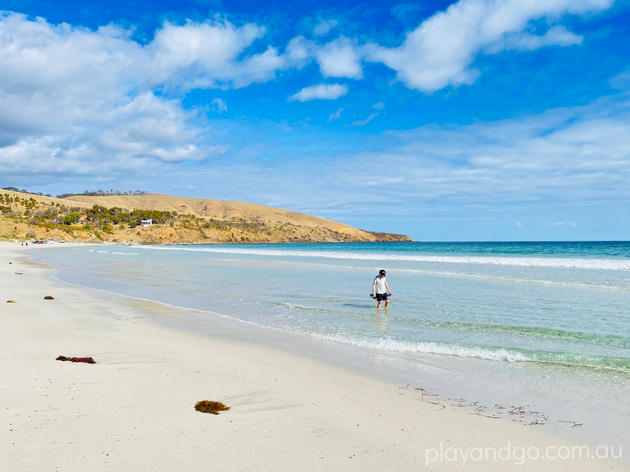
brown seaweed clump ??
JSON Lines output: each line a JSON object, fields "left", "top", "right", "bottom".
{"left": 44, "top": 296, "right": 55, "bottom": 300}
{"left": 6, "top": 300, "right": 16, "bottom": 303}
{"left": 56, "top": 355, "right": 96, "bottom": 364}
{"left": 194, "top": 401, "right": 230, "bottom": 415}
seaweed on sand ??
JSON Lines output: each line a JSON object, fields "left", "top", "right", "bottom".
{"left": 194, "top": 401, "right": 230, "bottom": 415}
{"left": 56, "top": 355, "right": 96, "bottom": 364}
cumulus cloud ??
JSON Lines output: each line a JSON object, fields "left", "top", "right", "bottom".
{"left": 315, "top": 37, "right": 363, "bottom": 79}
{"left": 0, "top": 12, "right": 286, "bottom": 177}
{"left": 289, "top": 84, "right": 348, "bottom": 102}
{"left": 284, "top": 36, "right": 363, "bottom": 79}
{"left": 366, "top": 0, "right": 612, "bottom": 92}
{"left": 146, "top": 20, "right": 288, "bottom": 89}
{"left": 0, "top": 92, "right": 225, "bottom": 175}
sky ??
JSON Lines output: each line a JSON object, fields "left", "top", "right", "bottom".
{"left": 1, "top": 0, "right": 629, "bottom": 241}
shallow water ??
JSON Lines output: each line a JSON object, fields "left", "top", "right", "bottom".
{"left": 39, "top": 242, "right": 630, "bottom": 371}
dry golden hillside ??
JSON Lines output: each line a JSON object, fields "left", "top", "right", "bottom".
{"left": 66, "top": 193, "right": 361, "bottom": 232}
{"left": 1, "top": 190, "right": 411, "bottom": 244}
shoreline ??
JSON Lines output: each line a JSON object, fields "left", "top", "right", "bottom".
{"left": 2, "top": 241, "right": 628, "bottom": 471}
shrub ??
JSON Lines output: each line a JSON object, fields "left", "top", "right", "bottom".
{"left": 63, "top": 212, "right": 81, "bottom": 225}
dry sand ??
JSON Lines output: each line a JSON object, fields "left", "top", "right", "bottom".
{"left": 1, "top": 242, "right": 627, "bottom": 471}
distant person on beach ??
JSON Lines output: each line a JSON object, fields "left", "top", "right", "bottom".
{"left": 371, "top": 269, "right": 391, "bottom": 308}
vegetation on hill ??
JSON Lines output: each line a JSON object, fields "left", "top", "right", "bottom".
{"left": 0, "top": 189, "right": 412, "bottom": 244}
{"left": 56, "top": 189, "right": 148, "bottom": 198}
{"left": 2, "top": 186, "right": 52, "bottom": 197}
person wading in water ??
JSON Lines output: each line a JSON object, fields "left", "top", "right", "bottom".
{"left": 371, "top": 269, "right": 391, "bottom": 308}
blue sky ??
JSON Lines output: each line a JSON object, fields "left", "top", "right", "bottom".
{"left": 1, "top": 0, "right": 629, "bottom": 240}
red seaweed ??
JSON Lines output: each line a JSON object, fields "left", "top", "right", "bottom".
{"left": 56, "top": 355, "right": 96, "bottom": 364}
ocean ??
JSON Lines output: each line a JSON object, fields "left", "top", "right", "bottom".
{"left": 34, "top": 241, "right": 630, "bottom": 449}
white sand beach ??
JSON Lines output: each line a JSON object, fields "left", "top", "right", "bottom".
{"left": 1, "top": 242, "right": 627, "bottom": 471}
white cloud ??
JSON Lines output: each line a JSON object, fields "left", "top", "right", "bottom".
{"left": 285, "top": 36, "right": 312, "bottom": 64}
{"left": 151, "top": 144, "right": 227, "bottom": 162}
{"left": 211, "top": 98, "right": 228, "bottom": 113}
{"left": 372, "top": 102, "right": 385, "bottom": 110}
{"left": 0, "top": 92, "right": 226, "bottom": 174}
{"left": 315, "top": 37, "right": 363, "bottom": 79}
{"left": 284, "top": 36, "right": 363, "bottom": 80}
{"left": 289, "top": 84, "right": 348, "bottom": 102}
{"left": 497, "top": 26, "right": 582, "bottom": 51}
{"left": 366, "top": 0, "right": 612, "bottom": 92}
{"left": 147, "top": 20, "right": 287, "bottom": 89}
{"left": 0, "top": 12, "right": 284, "bottom": 176}
{"left": 313, "top": 19, "right": 338, "bottom": 36}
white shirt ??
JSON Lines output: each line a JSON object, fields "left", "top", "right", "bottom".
{"left": 373, "top": 276, "right": 388, "bottom": 294}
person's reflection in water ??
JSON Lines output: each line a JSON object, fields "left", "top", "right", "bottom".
{"left": 373, "top": 308, "right": 391, "bottom": 335}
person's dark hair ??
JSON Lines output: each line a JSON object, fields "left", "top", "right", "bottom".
{"left": 379, "top": 269, "right": 386, "bottom": 276}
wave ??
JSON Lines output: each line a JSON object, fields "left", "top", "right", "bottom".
{"left": 132, "top": 246, "right": 630, "bottom": 271}
{"left": 267, "top": 301, "right": 331, "bottom": 313}
{"left": 314, "top": 334, "right": 630, "bottom": 373}
{"left": 415, "top": 321, "right": 630, "bottom": 348}
{"left": 86, "top": 249, "right": 139, "bottom": 256}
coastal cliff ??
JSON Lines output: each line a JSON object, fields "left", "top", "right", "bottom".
{"left": 0, "top": 190, "right": 412, "bottom": 244}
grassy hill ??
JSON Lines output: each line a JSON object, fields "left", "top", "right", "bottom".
{"left": 0, "top": 190, "right": 411, "bottom": 244}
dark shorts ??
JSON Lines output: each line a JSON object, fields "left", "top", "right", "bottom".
{"left": 375, "top": 293, "right": 389, "bottom": 301}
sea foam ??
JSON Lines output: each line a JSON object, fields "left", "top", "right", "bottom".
{"left": 134, "top": 246, "right": 630, "bottom": 271}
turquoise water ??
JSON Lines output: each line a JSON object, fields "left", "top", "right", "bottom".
{"left": 37, "top": 241, "right": 630, "bottom": 374}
